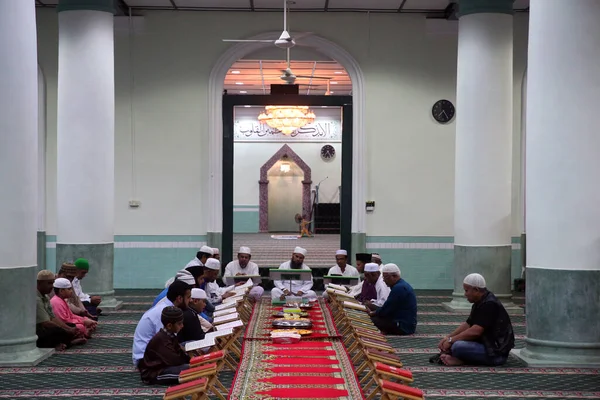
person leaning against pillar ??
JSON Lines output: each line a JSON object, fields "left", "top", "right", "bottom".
{"left": 438, "top": 273, "right": 515, "bottom": 366}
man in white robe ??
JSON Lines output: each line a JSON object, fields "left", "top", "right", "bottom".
{"left": 271, "top": 247, "right": 316, "bottom": 301}
{"left": 361, "top": 262, "right": 390, "bottom": 310}
{"left": 204, "top": 258, "right": 236, "bottom": 304}
{"left": 223, "top": 246, "right": 264, "bottom": 301}
{"left": 324, "top": 250, "right": 360, "bottom": 299}
{"left": 185, "top": 245, "right": 214, "bottom": 269}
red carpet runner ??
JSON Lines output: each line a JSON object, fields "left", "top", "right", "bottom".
{"left": 229, "top": 299, "right": 365, "bottom": 399}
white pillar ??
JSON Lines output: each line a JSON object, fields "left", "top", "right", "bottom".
{"left": 0, "top": 0, "right": 53, "bottom": 366}
{"left": 444, "top": 0, "right": 519, "bottom": 312}
{"left": 512, "top": 0, "right": 600, "bottom": 367}
{"left": 56, "top": 0, "right": 121, "bottom": 309}
{"left": 38, "top": 66, "right": 47, "bottom": 270}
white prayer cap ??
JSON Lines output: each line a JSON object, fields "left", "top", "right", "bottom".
{"left": 364, "top": 263, "right": 380, "bottom": 272}
{"left": 381, "top": 263, "right": 401, "bottom": 275}
{"left": 239, "top": 246, "right": 252, "bottom": 255}
{"left": 204, "top": 258, "right": 221, "bottom": 270}
{"left": 293, "top": 247, "right": 307, "bottom": 256}
{"left": 463, "top": 273, "right": 486, "bottom": 289}
{"left": 175, "top": 269, "right": 196, "bottom": 286}
{"left": 335, "top": 249, "right": 348, "bottom": 256}
{"left": 371, "top": 253, "right": 382, "bottom": 261}
{"left": 199, "top": 245, "right": 214, "bottom": 255}
{"left": 212, "top": 248, "right": 220, "bottom": 255}
{"left": 53, "top": 277, "right": 72, "bottom": 289}
{"left": 191, "top": 288, "right": 208, "bottom": 300}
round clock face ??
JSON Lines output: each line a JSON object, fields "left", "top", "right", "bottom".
{"left": 321, "top": 145, "right": 335, "bottom": 160}
{"left": 432, "top": 99, "right": 455, "bottom": 124}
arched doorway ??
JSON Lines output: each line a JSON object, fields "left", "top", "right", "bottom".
{"left": 207, "top": 32, "right": 367, "bottom": 262}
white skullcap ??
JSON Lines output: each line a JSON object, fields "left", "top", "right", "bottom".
{"left": 364, "top": 263, "right": 380, "bottom": 272}
{"left": 239, "top": 246, "right": 251, "bottom": 255}
{"left": 336, "top": 249, "right": 348, "bottom": 256}
{"left": 463, "top": 273, "right": 486, "bottom": 289}
{"left": 199, "top": 245, "right": 214, "bottom": 255}
{"left": 293, "top": 247, "right": 307, "bottom": 256}
{"left": 371, "top": 253, "right": 382, "bottom": 261}
{"left": 204, "top": 258, "right": 221, "bottom": 270}
{"left": 191, "top": 288, "right": 208, "bottom": 300}
{"left": 381, "top": 263, "right": 401, "bottom": 275}
{"left": 175, "top": 269, "right": 196, "bottom": 286}
{"left": 53, "top": 277, "right": 72, "bottom": 289}
{"left": 212, "top": 248, "right": 220, "bottom": 254}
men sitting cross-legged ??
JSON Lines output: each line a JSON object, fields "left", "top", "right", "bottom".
{"left": 132, "top": 280, "right": 191, "bottom": 366}
{"left": 271, "top": 247, "right": 317, "bottom": 301}
{"left": 50, "top": 278, "right": 97, "bottom": 338}
{"left": 359, "top": 263, "right": 390, "bottom": 310}
{"left": 323, "top": 249, "right": 360, "bottom": 300}
{"left": 51, "top": 263, "right": 94, "bottom": 320}
{"left": 36, "top": 270, "right": 87, "bottom": 350}
{"left": 138, "top": 306, "right": 191, "bottom": 385}
{"left": 438, "top": 273, "right": 515, "bottom": 366}
{"left": 368, "top": 263, "right": 417, "bottom": 335}
{"left": 223, "top": 246, "right": 264, "bottom": 301}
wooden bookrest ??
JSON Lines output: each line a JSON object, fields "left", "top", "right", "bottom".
{"left": 378, "top": 378, "right": 424, "bottom": 400}
{"left": 361, "top": 361, "right": 414, "bottom": 399}
{"left": 163, "top": 377, "right": 208, "bottom": 400}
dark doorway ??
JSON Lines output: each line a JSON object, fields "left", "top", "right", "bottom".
{"left": 222, "top": 94, "right": 353, "bottom": 266}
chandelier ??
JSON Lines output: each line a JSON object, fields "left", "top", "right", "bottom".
{"left": 257, "top": 105, "right": 316, "bottom": 135}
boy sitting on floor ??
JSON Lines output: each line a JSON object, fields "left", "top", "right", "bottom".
{"left": 138, "top": 306, "right": 191, "bottom": 385}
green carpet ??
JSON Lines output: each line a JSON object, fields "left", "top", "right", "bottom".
{"left": 0, "top": 289, "right": 598, "bottom": 399}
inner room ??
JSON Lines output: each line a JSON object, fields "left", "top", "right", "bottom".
{"left": 2, "top": 0, "right": 600, "bottom": 399}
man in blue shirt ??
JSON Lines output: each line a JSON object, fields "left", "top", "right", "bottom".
{"left": 368, "top": 263, "right": 417, "bottom": 335}
{"left": 132, "top": 280, "right": 192, "bottom": 366}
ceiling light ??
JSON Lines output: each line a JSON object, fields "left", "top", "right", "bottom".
{"left": 244, "top": 105, "right": 251, "bottom": 108}
{"left": 239, "top": 90, "right": 247, "bottom": 94}
{"left": 231, "top": 70, "right": 241, "bottom": 74}
{"left": 258, "top": 106, "right": 316, "bottom": 135}
{"left": 235, "top": 82, "right": 244, "bottom": 85}
{"left": 331, "top": 81, "right": 338, "bottom": 85}
{"left": 334, "top": 71, "right": 343, "bottom": 74}
{"left": 330, "top": 91, "right": 334, "bottom": 94}
{"left": 280, "top": 162, "right": 290, "bottom": 173}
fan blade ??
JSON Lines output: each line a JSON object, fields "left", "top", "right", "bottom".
{"left": 222, "top": 39, "right": 275, "bottom": 43}
{"left": 292, "top": 32, "right": 313, "bottom": 41}
{"left": 295, "top": 75, "right": 333, "bottom": 80}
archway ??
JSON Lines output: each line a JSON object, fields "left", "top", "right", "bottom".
{"left": 259, "top": 144, "right": 312, "bottom": 232}
{"left": 207, "top": 32, "right": 366, "bottom": 253}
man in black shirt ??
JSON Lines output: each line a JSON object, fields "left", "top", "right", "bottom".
{"left": 438, "top": 273, "right": 515, "bottom": 366}
{"left": 177, "top": 288, "right": 207, "bottom": 344}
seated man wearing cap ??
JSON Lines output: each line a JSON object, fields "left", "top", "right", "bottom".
{"left": 132, "top": 280, "right": 192, "bottom": 366}
{"left": 368, "top": 264, "right": 417, "bottom": 335}
{"left": 438, "top": 273, "right": 515, "bottom": 366}
{"left": 177, "top": 288, "right": 207, "bottom": 344}
{"left": 358, "top": 262, "right": 390, "bottom": 310}
{"left": 72, "top": 258, "right": 102, "bottom": 318}
{"left": 328, "top": 249, "right": 359, "bottom": 278}
{"left": 212, "top": 248, "right": 220, "bottom": 261}
{"left": 138, "top": 306, "right": 191, "bottom": 385}
{"left": 271, "top": 247, "right": 317, "bottom": 301}
{"left": 223, "top": 246, "right": 264, "bottom": 301}
{"left": 50, "top": 278, "right": 98, "bottom": 338}
{"left": 371, "top": 253, "right": 383, "bottom": 267}
{"left": 153, "top": 269, "right": 197, "bottom": 307}
{"left": 36, "top": 270, "right": 87, "bottom": 350}
{"left": 185, "top": 245, "right": 214, "bottom": 271}
{"left": 204, "top": 258, "right": 237, "bottom": 305}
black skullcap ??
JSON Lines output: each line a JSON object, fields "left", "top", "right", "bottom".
{"left": 355, "top": 253, "right": 372, "bottom": 263}
{"left": 161, "top": 306, "right": 183, "bottom": 325}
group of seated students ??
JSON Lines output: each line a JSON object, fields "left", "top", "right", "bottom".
{"left": 35, "top": 259, "right": 103, "bottom": 351}
{"left": 129, "top": 244, "right": 516, "bottom": 385}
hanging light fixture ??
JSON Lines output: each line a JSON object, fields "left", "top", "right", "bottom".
{"left": 257, "top": 105, "right": 316, "bottom": 135}
{"left": 280, "top": 162, "right": 291, "bottom": 173}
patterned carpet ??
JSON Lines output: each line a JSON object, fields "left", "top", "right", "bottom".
{"left": 1, "top": 290, "right": 599, "bottom": 399}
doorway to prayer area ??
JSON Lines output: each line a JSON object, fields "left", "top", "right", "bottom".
{"left": 222, "top": 55, "right": 352, "bottom": 275}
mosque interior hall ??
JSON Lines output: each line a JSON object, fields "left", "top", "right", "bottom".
{"left": 2, "top": 0, "right": 600, "bottom": 399}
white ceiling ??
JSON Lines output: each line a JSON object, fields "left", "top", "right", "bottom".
{"left": 37, "top": 0, "right": 530, "bottom": 13}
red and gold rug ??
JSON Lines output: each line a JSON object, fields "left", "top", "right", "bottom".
{"left": 244, "top": 298, "right": 341, "bottom": 340}
{"left": 229, "top": 340, "right": 364, "bottom": 399}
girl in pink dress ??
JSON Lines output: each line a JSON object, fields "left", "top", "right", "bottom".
{"left": 50, "top": 278, "right": 97, "bottom": 338}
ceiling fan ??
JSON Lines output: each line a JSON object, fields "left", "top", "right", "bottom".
{"left": 222, "top": 0, "right": 311, "bottom": 49}
{"left": 279, "top": 47, "right": 332, "bottom": 86}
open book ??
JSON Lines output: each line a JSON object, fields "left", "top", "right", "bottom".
{"left": 215, "top": 319, "right": 244, "bottom": 330}
{"left": 343, "top": 301, "right": 367, "bottom": 311}
{"left": 213, "top": 312, "right": 239, "bottom": 325}
{"left": 213, "top": 307, "right": 237, "bottom": 318}
{"left": 326, "top": 288, "right": 356, "bottom": 299}
{"left": 214, "top": 301, "right": 237, "bottom": 312}
{"left": 184, "top": 336, "right": 216, "bottom": 352}
{"left": 327, "top": 283, "right": 348, "bottom": 292}
{"left": 223, "top": 294, "right": 245, "bottom": 304}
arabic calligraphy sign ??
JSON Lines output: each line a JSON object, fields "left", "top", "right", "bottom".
{"left": 233, "top": 107, "right": 342, "bottom": 142}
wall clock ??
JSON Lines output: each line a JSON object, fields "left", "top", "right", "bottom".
{"left": 432, "top": 99, "right": 455, "bottom": 124}
{"left": 321, "top": 144, "right": 335, "bottom": 160}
